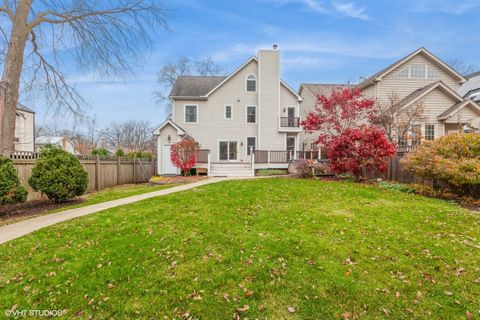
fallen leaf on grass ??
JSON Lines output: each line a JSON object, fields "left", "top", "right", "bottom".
{"left": 244, "top": 290, "right": 253, "bottom": 297}
{"left": 287, "top": 306, "right": 296, "bottom": 313}
{"left": 342, "top": 311, "right": 351, "bottom": 319}
{"left": 236, "top": 305, "right": 250, "bottom": 313}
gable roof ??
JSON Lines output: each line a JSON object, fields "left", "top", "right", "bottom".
{"left": 16, "top": 102, "right": 34, "bottom": 114}
{"left": 36, "top": 136, "right": 74, "bottom": 146}
{"left": 170, "top": 76, "right": 227, "bottom": 100}
{"left": 394, "top": 81, "right": 463, "bottom": 110}
{"left": 300, "top": 83, "right": 353, "bottom": 98}
{"left": 153, "top": 119, "right": 186, "bottom": 136}
{"left": 357, "top": 47, "right": 467, "bottom": 90}
{"left": 437, "top": 99, "right": 480, "bottom": 120}
{"left": 170, "top": 55, "right": 302, "bottom": 102}
{"left": 204, "top": 56, "right": 257, "bottom": 97}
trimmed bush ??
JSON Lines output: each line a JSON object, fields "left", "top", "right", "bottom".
{"left": 29, "top": 145, "right": 88, "bottom": 202}
{"left": 115, "top": 149, "right": 125, "bottom": 157}
{"left": 91, "top": 148, "right": 109, "bottom": 156}
{"left": 0, "top": 157, "right": 27, "bottom": 205}
{"left": 402, "top": 133, "right": 480, "bottom": 197}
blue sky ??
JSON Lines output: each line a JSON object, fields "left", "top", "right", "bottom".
{"left": 29, "top": 0, "right": 480, "bottom": 130}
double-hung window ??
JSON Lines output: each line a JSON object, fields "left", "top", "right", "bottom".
{"left": 185, "top": 105, "right": 197, "bottom": 123}
{"left": 225, "top": 105, "right": 232, "bottom": 119}
{"left": 246, "top": 75, "right": 256, "bottom": 92}
{"left": 246, "top": 106, "right": 256, "bottom": 123}
{"left": 425, "top": 124, "right": 435, "bottom": 140}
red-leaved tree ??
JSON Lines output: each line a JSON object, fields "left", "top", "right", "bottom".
{"left": 301, "top": 88, "right": 376, "bottom": 145}
{"left": 170, "top": 138, "right": 199, "bottom": 176}
{"left": 327, "top": 126, "right": 396, "bottom": 181}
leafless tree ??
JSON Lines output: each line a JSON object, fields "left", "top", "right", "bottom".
{"left": 0, "top": 0, "right": 170, "bottom": 153}
{"left": 103, "top": 120, "right": 153, "bottom": 152}
{"left": 447, "top": 59, "right": 479, "bottom": 77}
{"left": 155, "top": 56, "right": 224, "bottom": 106}
{"left": 374, "top": 92, "right": 427, "bottom": 145}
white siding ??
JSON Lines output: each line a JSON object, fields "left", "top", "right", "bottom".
{"left": 156, "top": 124, "right": 182, "bottom": 174}
{"left": 258, "top": 50, "right": 284, "bottom": 150}
{"left": 298, "top": 88, "right": 318, "bottom": 150}
{"left": 378, "top": 53, "right": 461, "bottom": 102}
{"left": 15, "top": 111, "right": 35, "bottom": 152}
{"left": 166, "top": 51, "right": 300, "bottom": 164}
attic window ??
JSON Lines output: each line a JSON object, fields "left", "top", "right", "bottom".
{"left": 393, "top": 67, "right": 409, "bottom": 78}
{"left": 427, "top": 67, "right": 440, "bottom": 79}
{"left": 246, "top": 75, "right": 256, "bottom": 92}
{"left": 411, "top": 64, "right": 426, "bottom": 78}
{"left": 393, "top": 64, "right": 441, "bottom": 79}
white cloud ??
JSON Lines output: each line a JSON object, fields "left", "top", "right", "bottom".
{"left": 332, "top": 1, "right": 370, "bottom": 20}
{"left": 300, "top": 0, "right": 329, "bottom": 13}
{"left": 265, "top": 0, "right": 370, "bottom": 20}
{"left": 412, "top": 0, "right": 480, "bottom": 14}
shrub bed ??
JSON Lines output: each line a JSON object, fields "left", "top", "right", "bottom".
{"left": 402, "top": 133, "right": 480, "bottom": 197}
{"left": 0, "top": 157, "right": 27, "bottom": 205}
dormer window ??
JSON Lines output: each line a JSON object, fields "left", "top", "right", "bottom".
{"left": 246, "top": 74, "right": 256, "bottom": 92}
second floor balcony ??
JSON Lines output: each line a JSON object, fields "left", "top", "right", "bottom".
{"left": 279, "top": 117, "right": 301, "bottom": 132}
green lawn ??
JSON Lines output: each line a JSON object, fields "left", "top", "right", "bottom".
{"left": 0, "top": 183, "right": 174, "bottom": 227}
{"left": 0, "top": 178, "right": 479, "bottom": 319}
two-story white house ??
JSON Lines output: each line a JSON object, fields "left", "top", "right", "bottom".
{"left": 154, "top": 46, "right": 303, "bottom": 176}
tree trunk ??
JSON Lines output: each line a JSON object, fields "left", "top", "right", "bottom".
{"left": 0, "top": 0, "right": 32, "bottom": 154}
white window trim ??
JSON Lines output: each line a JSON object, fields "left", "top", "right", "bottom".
{"left": 184, "top": 104, "right": 198, "bottom": 124}
{"left": 245, "top": 105, "right": 257, "bottom": 124}
{"left": 245, "top": 73, "right": 257, "bottom": 93}
{"left": 285, "top": 105, "right": 298, "bottom": 117}
{"left": 425, "top": 124, "right": 436, "bottom": 140}
{"left": 286, "top": 136, "right": 297, "bottom": 152}
{"left": 246, "top": 136, "right": 256, "bottom": 155}
{"left": 217, "top": 140, "right": 239, "bottom": 162}
{"left": 224, "top": 104, "right": 233, "bottom": 120}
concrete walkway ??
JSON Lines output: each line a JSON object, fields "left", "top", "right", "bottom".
{"left": 0, "top": 177, "right": 251, "bottom": 245}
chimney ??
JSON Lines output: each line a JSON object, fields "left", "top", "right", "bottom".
{"left": 257, "top": 47, "right": 281, "bottom": 149}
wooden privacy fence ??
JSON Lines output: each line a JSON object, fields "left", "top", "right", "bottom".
{"left": 9, "top": 154, "right": 157, "bottom": 200}
{"left": 367, "top": 155, "right": 430, "bottom": 185}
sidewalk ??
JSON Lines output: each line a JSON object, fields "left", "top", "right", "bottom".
{"left": 0, "top": 177, "right": 250, "bottom": 245}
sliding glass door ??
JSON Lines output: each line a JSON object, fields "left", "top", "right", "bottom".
{"left": 219, "top": 141, "right": 238, "bottom": 161}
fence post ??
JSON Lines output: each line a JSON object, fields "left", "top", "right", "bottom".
{"left": 207, "top": 153, "right": 211, "bottom": 176}
{"left": 133, "top": 155, "right": 136, "bottom": 184}
{"left": 117, "top": 157, "right": 121, "bottom": 186}
{"left": 95, "top": 155, "right": 100, "bottom": 191}
{"left": 251, "top": 147, "right": 255, "bottom": 176}
{"left": 267, "top": 150, "right": 271, "bottom": 164}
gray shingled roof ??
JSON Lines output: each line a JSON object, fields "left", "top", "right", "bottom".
{"left": 394, "top": 81, "right": 441, "bottom": 109}
{"left": 438, "top": 100, "right": 480, "bottom": 119}
{"left": 16, "top": 102, "right": 34, "bottom": 113}
{"left": 437, "top": 101, "right": 465, "bottom": 119}
{"left": 170, "top": 76, "right": 227, "bottom": 99}
{"left": 301, "top": 83, "right": 352, "bottom": 97}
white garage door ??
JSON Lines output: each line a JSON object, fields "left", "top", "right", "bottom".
{"left": 163, "top": 145, "right": 179, "bottom": 175}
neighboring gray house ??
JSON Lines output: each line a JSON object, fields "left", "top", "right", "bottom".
{"left": 459, "top": 71, "right": 480, "bottom": 103}
{"left": 15, "top": 103, "right": 35, "bottom": 152}
{"left": 299, "top": 47, "right": 480, "bottom": 152}
{"left": 36, "top": 136, "right": 77, "bottom": 154}
{"left": 154, "top": 46, "right": 303, "bottom": 176}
